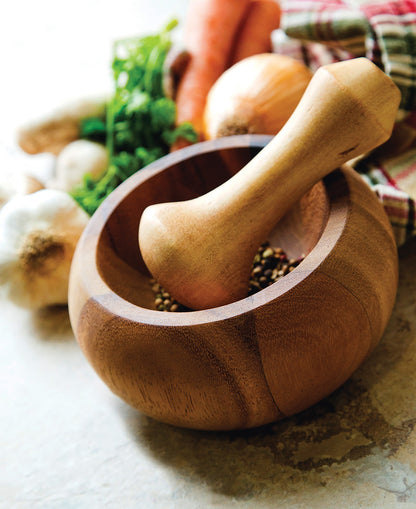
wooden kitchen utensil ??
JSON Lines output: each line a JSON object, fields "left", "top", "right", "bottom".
{"left": 138, "top": 57, "right": 401, "bottom": 309}
{"left": 69, "top": 133, "right": 398, "bottom": 430}
{"left": 69, "top": 57, "right": 400, "bottom": 430}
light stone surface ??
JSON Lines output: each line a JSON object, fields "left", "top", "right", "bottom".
{"left": 2, "top": 1, "right": 416, "bottom": 508}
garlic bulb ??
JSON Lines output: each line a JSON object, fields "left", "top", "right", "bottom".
{"left": 0, "top": 189, "right": 89, "bottom": 309}
{"left": 17, "top": 95, "right": 107, "bottom": 155}
{"left": 50, "top": 140, "right": 108, "bottom": 192}
{"left": 203, "top": 53, "right": 313, "bottom": 139}
{"left": 0, "top": 171, "right": 44, "bottom": 209}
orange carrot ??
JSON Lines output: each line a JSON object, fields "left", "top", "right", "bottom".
{"left": 174, "top": 0, "right": 251, "bottom": 144}
{"left": 229, "top": 0, "right": 281, "bottom": 66}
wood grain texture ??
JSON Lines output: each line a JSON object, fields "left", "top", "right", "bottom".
{"left": 68, "top": 135, "right": 398, "bottom": 430}
{"left": 257, "top": 166, "right": 398, "bottom": 417}
{"left": 139, "top": 58, "right": 401, "bottom": 310}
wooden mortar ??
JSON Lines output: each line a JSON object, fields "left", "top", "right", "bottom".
{"left": 69, "top": 133, "right": 398, "bottom": 430}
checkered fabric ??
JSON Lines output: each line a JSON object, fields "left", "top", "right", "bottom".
{"left": 273, "top": 0, "right": 416, "bottom": 246}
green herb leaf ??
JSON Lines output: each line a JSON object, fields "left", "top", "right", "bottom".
{"left": 79, "top": 117, "right": 107, "bottom": 143}
{"left": 73, "top": 20, "right": 197, "bottom": 216}
{"left": 162, "top": 122, "right": 199, "bottom": 146}
{"left": 150, "top": 97, "right": 176, "bottom": 131}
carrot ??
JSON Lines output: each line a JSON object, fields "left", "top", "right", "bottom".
{"left": 173, "top": 0, "right": 251, "bottom": 146}
{"left": 228, "top": 0, "right": 281, "bottom": 66}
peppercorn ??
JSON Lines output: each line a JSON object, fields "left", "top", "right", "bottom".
{"left": 150, "top": 243, "right": 304, "bottom": 311}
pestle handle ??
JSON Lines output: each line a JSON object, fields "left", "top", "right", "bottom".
{"left": 139, "top": 58, "right": 401, "bottom": 310}
{"left": 204, "top": 58, "right": 401, "bottom": 234}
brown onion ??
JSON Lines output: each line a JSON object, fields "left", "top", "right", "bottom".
{"left": 203, "top": 53, "right": 313, "bottom": 139}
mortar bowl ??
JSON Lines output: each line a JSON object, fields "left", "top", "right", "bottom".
{"left": 68, "top": 135, "right": 398, "bottom": 431}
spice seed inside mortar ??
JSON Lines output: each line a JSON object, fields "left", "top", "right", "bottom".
{"left": 150, "top": 243, "right": 304, "bottom": 312}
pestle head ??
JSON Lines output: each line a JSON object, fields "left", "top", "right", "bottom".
{"left": 323, "top": 57, "right": 401, "bottom": 139}
{"left": 138, "top": 58, "right": 401, "bottom": 310}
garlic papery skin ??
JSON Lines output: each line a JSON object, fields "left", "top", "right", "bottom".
{"left": 49, "top": 140, "right": 108, "bottom": 192}
{"left": 17, "top": 95, "right": 107, "bottom": 155}
{"left": 203, "top": 53, "right": 313, "bottom": 139}
{"left": 0, "top": 171, "right": 44, "bottom": 209}
{"left": 0, "top": 189, "right": 89, "bottom": 309}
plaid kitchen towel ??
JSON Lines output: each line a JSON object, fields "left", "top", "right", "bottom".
{"left": 273, "top": 0, "right": 416, "bottom": 246}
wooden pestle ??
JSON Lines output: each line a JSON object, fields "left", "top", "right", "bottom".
{"left": 138, "top": 58, "right": 401, "bottom": 310}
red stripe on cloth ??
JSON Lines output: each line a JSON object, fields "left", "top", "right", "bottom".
{"left": 381, "top": 203, "right": 411, "bottom": 219}
{"left": 392, "top": 162, "right": 416, "bottom": 181}
{"left": 373, "top": 162, "right": 401, "bottom": 188}
{"left": 362, "top": 0, "right": 416, "bottom": 19}
{"left": 284, "top": 1, "right": 346, "bottom": 14}
{"left": 313, "top": 3, "right": 350, "bottom": 42}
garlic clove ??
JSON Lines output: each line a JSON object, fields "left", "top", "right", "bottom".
{"left": 0, "top": 170, "right": 44, "bottom": 209}
{"left": 203, "top": 53, "right": 313, "bottom": 139}
{"left": 49, "top": 139, "right": 108, "bottom": 192}
{"left": 17, "top": 95, "right": 107, "bottom": 155}
{"left": 0, "top": 189, "right": 89, "bottom": 309}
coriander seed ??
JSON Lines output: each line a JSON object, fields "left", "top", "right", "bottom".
{"left": 150, "top": 242, "right": 304, "bottom": 311}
